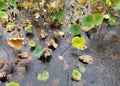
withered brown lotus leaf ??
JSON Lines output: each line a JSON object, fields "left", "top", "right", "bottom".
{"left": 7, "top": 38, "right": 24, "bottom": 50}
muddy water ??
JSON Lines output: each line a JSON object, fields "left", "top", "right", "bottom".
{"left": 0, "top": 0, "right": 120, "bottom": 86}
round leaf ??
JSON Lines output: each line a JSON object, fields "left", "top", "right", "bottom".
{"left": 6, "top": 82, "right": 20, "bottom": 86}
{"left": 70, "top": 24, "right": 82, "bottom": 35}
{"left": 0, "top": 1, "right": 7, "bottom": 10}
{"left": 72, "top": 70, "right": 81, "bottom": 81}
{"left": 82, "top": 15, "right": 94, "bottom": 27}
{"left": 37, "top": 71, "right": 49, "bottom": 81}
{"left": 71, "top": 37, "right": 86, "bottom": 49}
{"left": 93, "top": 13, "right": 104, "bottom": 26}
{"left": 0, "top": 11, "right": 8, "bottom": 19}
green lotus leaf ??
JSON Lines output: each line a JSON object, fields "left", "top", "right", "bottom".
{"left": 37, "top": 70, "right": 49, "bottom": 81}
{"left": 70, "top": 24, "right": 82, "bottom": 35}
{"left": 0, "top": 11, "right": 8, "bottom": 18}
{"left": 82, "top": 15, "right": 94, "bottom": 27}
{"left": 93, "top": 13, "right": 104, "bottom": 26}
{"left": 72, "top": 70, "right": 81, "bottom": 81}
{"left": 6, "top": 82, "right": 20, "bottom": 86}
{"left": 0, "top": 0, "right": 7, "bottom": 10}
{"left": 71, "top": 37, "right": 86, "bottom": 49}
{"left": 32, "top": 46, "right": 43, "bottom": 59}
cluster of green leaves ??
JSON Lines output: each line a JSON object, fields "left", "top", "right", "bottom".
{"left": 82, "top": 13, "right": 104, "bottom": 27}
{"left": 6, "top": 82, "right": 20, "bottom": 86}
{"left": 50, "top": 11, "right": 64, "bottom": 24}
{"left": 37, "top": 70, "right": 49, "bottom": 81}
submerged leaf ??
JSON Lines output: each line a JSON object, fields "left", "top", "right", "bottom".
{"left": 77, "top": 63, "right": 86, "bottom": 73}
{"left": 37, "top": 71, "right": 49, "bottom": 81}
{"left": 0, "top": 11, "right": 8, "bottom": 19}
{"left": 72, "top": 70, "right": 81, "bottom": 81}
{"left": 71, "top": 37, "right": 86, "bottom": 50}
{"left": 70, "top": 24, "right": 82, "bottom": 35}
{"left": 6, "top": 82, "right": 20, "bottom": 86}
{"left": 32, "top": 46, "right": 43, "bottom": 59}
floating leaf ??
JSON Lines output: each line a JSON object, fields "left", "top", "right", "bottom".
{"left": 71, "top": 37, "right": 86, "bottom": 50}
{"left": 0, "top": 11, "right": 8, "bottom": 19}
{"left": 0, "top": 0, "right": 7, "bottom": 10}
{"left": 7, "top": 38, "right": 24, "bottom": 50}
{"left": 8, "top": 0, "right": 17, "bottom": 8}
{"left": 72, "top": 70, "right": 81, "bottom": 81}
{"left": 6, "top": 82, "right": 20, "bottom": 86}
{"left": 28, "top": 40, "right": 36, "bottom": 47}
{"left": 76, "top": 0, "right": 87, "bottom": 4}
{"left": 93, "top": 13, "right": 104, "bottom": 25}
{"left": 37, "top": 70, "right": 49, "bottom": 81}
{"left": 32, "top": 46, "right": 43, "bottom": 59}
{"left": 82, "top": 15, "right": 94, "bottom": 27}
{"left": 70, "top": 24, "right": 82, "bottom": 35}
{"left": 24, "top": 24, "right": 32, "bottom": 31}
{"left": 108, "top": 17, "right": 116, "bottom": 25}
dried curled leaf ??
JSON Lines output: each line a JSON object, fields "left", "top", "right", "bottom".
{"left": 47, "top": 1, "right": 63, "bottom": 11}
{"left": 7, "top": 38, "right": 24, "bottom": 50}
{"left": 39, "top": 29, "right": 48, "bottom": 39}
{"left": 18, "top": 52, "right": 29, "bottom": 59}
{"left": 79, "top": 55, "right": 94, "bottom": 64}
{"left": 47, "top": 39, "right": 58, "bottom": 49}
{"left": 41, "top": 48, "right": 52, "bottom": 57}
